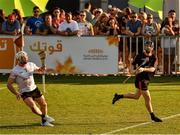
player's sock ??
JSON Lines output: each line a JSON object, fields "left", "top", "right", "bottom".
{"left": 150, "top": 113, "right": 162, "bottom": 122}
{"left": 41, "top": 114, "right": 46, "bottom": 123}
{"left": 112, "top": 93, "right": 123, "bottom": 104}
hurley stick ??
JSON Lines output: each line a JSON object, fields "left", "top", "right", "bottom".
{"left": 123, "top": 58, "right": 148, "bottom": 84}
{"left": 38, "top": 51, "right": 46, "bottom": 93}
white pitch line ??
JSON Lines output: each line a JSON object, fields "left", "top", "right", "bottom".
{"left": 101, "top": 113, "right": 180, "bottom": 134}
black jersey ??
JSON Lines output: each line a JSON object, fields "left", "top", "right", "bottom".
{"left": 132, "top": 52, "right": 157, "bottom": 81}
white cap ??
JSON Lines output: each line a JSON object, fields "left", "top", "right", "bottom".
{"left": 16, "top": 51, "right": 28, "bottom": 60}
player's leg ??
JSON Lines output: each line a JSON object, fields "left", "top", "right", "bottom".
{"left": 123, "top": 88, "right": 142, "bottom": 99}
{"left": 35, "top": 95, "right": 55, "bottom": 123}
{"left": 141, "top": 90, "right": 162, "bottom": 122}
{"left": 112, "top": 79, "right": 143, "bottom": 104}
{"left": 112, "top": 88, "right": 142, "bottom": 104}
{"left": 141, "top": 90, "right": 153, "bottom": 113}
{"left": 35, "top": 95, "right": 47, "bottom": 115}
{"left": 23, "top": 97, "right": 42, "bottom": 116}
{"left": 34, "top": 96, "right": 54, "bottom": 126}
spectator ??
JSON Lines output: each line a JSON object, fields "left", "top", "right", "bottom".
{"left": 161, "top": 9, "right": 179, "bottom": 34}
{"left": 12, "top": 9, "right": 23, "bottom": 25}
{"left": 106, "top": 17, "right": 120, "bottom": 35}
{"left": 78, "top": 11, "right": 94, "bottom": 36}
{"left": 108, "top": 6, "right": 119, "bottom": 19}
{"left": 83, "top": 2, "right": 93, "bottom": 23}
{"left": 118, "top": 14, "right": 131, "bottom": 73}
{"left": 91, "top": 8, "right": 103, "bottom": 26}
{"left": 142, "top": 14, "right": 158, "bottom": 41}
{"left": 93, "top": 13, "right": 109, "bottom": 35}
{"left": 59, "top": 9, "right": 65, "bottom": 23}
{"left": 123, "top": 7, "right": 132, "bottom": 20}
{"left": 106, "top": 17, "right": 124, "bottom": 67}
{"left": 57, "top": 12, "right": 79, "bottom": 36}
{"left": 0, "top": 9, "right": 5, "bottom": 33}
{"left": 72, "top": 11, "right": 80, "bottom": 22}
{"left": 52, "top": 7, "right": 61, "bottom": 30}
{"left": 138, "top": 11, "right": 147, "bottom": 25}
{"left": 142, "top": 13, "right": 161, "bottom": 71}
{"left": 24, "top": 6, "right": 44, "bottom": 35}
{"left": 126, "top": 12, "right": 142, "bottom": 54}
{"left": 1, "top": 14, "right": 21, "bottom": 35}
{"left": 161, "top": 17, "right": 177, "bottom": 75}
{"left": 36, "top": 14, "right": 56, "bottom": 35}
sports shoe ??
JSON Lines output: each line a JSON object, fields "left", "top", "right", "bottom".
{"left": 41, "top": 121, "right": 54, "bottom": 127}
{"left": 151, "top": 116, "right": 162, "bottom": 122}
{"left": 112, "top": 93, "right": 122, "bottom": 104}
{"left": 44, "top": 115, "right": 55, "bottom": 123}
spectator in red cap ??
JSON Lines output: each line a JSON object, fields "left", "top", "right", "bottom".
{"left": 12, "top": 9, "right": 23, "bottom": 25}
{"left": 1, "top": 14, "right": 21, "bottom": 35}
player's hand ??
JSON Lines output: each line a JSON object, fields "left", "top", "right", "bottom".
{"left": 136, "top": 67, "right": 144, "bottom": 74}
{"left": 38, "top": 66, "right": 46, "bottom": 72}
{"left": 41, "top": 66, "right": 46, "bottom": 71}
{"left": 16, "top": 93, "right": 21, "bottom": 100}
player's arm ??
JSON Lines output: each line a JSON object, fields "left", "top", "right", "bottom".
{"left": 7, "top": 77, "right": 21, "bottom": 100}
{"left": 137, "top": 56, "right": 157, "bottom": 73}
{"left": 138, "top": 67, "right": 155, "bottom": 73}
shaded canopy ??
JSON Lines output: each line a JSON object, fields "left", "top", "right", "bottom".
{"left": 128, "top": 0, "right": 163, "bottom": 19}
{"left": 0, "top": 0, "right": 48, "bottom": 17}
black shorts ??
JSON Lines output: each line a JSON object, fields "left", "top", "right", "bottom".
{"left": 135, "top": 79, "right": 149, "bottom": 91}
{"left": 21, "top": 87, "right": 42, "bottom": 100}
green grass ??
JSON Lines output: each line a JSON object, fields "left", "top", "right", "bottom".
{"left": 0, "top": 75, "right": 180, "bottom": 134}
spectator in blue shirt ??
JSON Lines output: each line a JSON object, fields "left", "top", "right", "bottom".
{"left": 1, "top": 14, "right": 21, "bottom": 35}
{"left": 36, "top": 14, "right": 56, "bottom": 35}
{"left": 126, "top": 12, "right": 142, "bottom": 55}
{"left": 24, "top": 6, "right": 44, "bottom": 35}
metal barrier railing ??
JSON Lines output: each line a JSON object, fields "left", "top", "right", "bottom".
{"left": 118, "top": 35, "right": 180, "bottom": 75}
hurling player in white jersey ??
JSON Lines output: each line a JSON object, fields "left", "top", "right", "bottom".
{"left": 7, "top": 51, "right": 55, "bottom": 127}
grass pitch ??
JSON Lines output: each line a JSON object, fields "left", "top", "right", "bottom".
{"left": 0, "top": 75, "right": 180, "bottom": 134}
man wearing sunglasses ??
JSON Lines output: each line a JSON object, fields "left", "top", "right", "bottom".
{"left": 25, "top": 6, "right": 44, "bottom": 35}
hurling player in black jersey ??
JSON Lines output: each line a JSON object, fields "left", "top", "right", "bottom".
{"left": 112, "top": 40, "right": 162, "bottom": 122}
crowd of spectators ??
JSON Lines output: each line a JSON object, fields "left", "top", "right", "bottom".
{"left": 0, "top": 2, "right": 179, "bottom": 75}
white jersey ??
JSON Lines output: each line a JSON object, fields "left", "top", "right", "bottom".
{"left": 9, "top": 62, "right": 39, "bottom": 93}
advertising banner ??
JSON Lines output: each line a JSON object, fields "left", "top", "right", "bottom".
{"left": 24, "top": 36, "right": 119, "bottom": 74}
{"left": 0, "top": 35, "right": 18, "bottom": 73}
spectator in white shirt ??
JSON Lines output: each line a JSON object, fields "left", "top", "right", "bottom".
{"left": 57, "top": 12, "right": 79, "bottom": 36}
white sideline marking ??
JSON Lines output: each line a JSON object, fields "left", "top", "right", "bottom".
{"left": 101, "top": 113, "right": 180, "bottom": 134}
